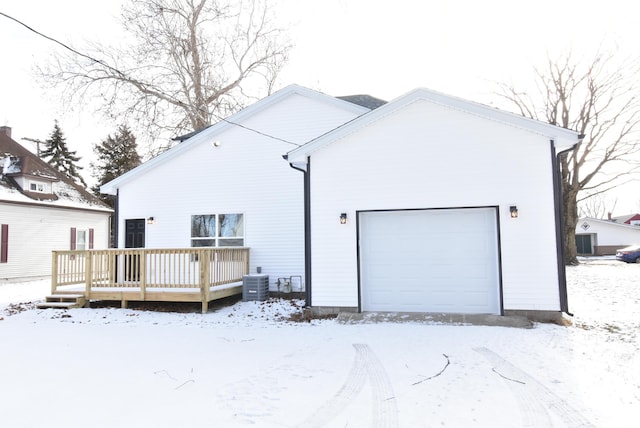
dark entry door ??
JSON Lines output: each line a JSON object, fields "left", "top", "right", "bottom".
{"left": 575, "top": 234, "right": 592, "bottom": 255}
{"left": 124, "top": 219, "right": 145, "bottom": 280}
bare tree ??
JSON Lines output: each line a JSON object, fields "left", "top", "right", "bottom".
{"left": 37, "top": 0, "right": 291, "bottom": 155}
{"left": 496, "top": 50, "right": 640, "bottom": 264}
{"left": 577, "top": 192, "right": 617, "bottom": 219}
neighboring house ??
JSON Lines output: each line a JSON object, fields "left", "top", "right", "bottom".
{"left": 575, "top": 217, "right": 640, "bottom": 255}
{"left": 286, "top": 87, "right": 580, "bottom": 321}
{"left": 100, "top": 85, "right": 375, "bottom": 292}
{"left": 0, "top": 126, "right": 112, "bottom": 282}
{"left": 610, "top": 213, "right": 640, "bottom": 226}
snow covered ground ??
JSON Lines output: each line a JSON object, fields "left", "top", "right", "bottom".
{"left": 0, "top": 258, "right": 637, "bottom": 427}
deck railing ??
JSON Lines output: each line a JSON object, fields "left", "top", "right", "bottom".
{"left": 51, "top": 248, "right": 250, "bottom": 310}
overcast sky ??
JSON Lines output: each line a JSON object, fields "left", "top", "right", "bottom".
{"left": 1, "top": 0, "right": 639, "bottom": 211}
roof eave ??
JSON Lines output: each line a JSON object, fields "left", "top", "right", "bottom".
{"left": 287, "top": 87, "right": 581, "bottom": 163}
{"left": 100, "top": 84, "right": 370, "bottom": 194}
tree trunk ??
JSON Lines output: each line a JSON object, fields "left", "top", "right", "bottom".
{"left": 563, "top": 187, "right": 580, "bottom": 265}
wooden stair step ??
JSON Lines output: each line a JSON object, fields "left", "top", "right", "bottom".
{"left": 37, "top": 301, "right": 81, "bottom": 309}
{"left": 45, "top": 294, "right": 84, "bottom": 302}
{"left": 37, "top": 294, "right": 87, "bottom": 309}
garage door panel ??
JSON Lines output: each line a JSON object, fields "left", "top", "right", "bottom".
{"left": 360, "top": 208, "right": 501, "bottom": 314}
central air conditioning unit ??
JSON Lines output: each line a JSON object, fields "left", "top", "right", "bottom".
{"left": 242, "top": 274, "right": 269, "bottom": 301}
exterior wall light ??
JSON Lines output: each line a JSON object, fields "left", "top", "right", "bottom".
{"left": 340, "top": 213, "right": 348, "bottom": 224}
{"left": 509, "top": 206, "right": 518, "bottom": 218}
{"left": 147, "top": 217, "right": 155, "bottom": 224}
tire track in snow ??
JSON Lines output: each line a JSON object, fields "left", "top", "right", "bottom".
{"left": 475, "top": 347, "right": 596, "bottom": 428}
{"left": 298, "top": 344, "right": 398, "bottom": 428}
{"left": 355, "top": 343, "right": 399, "bottom": 428}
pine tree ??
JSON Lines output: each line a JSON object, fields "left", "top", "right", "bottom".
{"left": 91, "top": 125, "right": 142, "bottom": 207}
{"left": 40, "top": 121, "right": 87, "bottom": 186}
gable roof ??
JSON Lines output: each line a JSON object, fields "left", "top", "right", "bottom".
{"left": 100, "top": 84, "right": 371, "bottom": 195}
{"left": 578, "top": 217, "right": 640, "bottom": 231}
{"left": 0, "top": 129, "right": 112, "bottom": 212}
{"left": 611, "top": 213, "right": 640, "bottom": 224}
{"left": 287, "top": 87, "right": 581, "bottom": 162}
{"left": 172, "top": 94, "right": 385, "bottom": 142}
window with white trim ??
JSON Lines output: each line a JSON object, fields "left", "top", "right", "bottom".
{"left": 191, "top": 214, "right": 244, "bottom": 247}
{"left": 29, "top": 180, "right": 48, "bottom": 193}
{"left": 76, "top": 229, "right": 87, "bottom": 250}
{"left": 70, "top": 228, "right": 94, "bottom": 250}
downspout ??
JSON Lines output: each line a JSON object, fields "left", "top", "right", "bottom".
{"left": 551, "top": 138, "right": 581, "bottom": 316}
{"left": 284, "top": 155, "right": 312, "bottom": 307}
{"left": 114, "top": 189, "right": 119, "bottom": 249}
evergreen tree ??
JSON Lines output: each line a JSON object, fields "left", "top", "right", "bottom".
{"left": 91, "top": 125, "right": 142, "bottom": 207}
{"left": 40, "top": 120, "right": 87, "bottom": 186}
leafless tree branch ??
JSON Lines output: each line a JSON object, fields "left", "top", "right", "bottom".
{"left": 35, "top": 0, "right": 292, "bottom": 156}
{"left": 495, "top": 48, "right": 640, "bottom": 264}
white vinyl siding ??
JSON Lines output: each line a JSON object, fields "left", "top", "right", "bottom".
{"left": 0, "top": 204, "right": 110, "bottom": 281}
{"left": 115, "top": 91, "right": 365, "bottom": 289}
{"left": 309, "top": 98, "right": 562, "bottom": 311}
{"left": 575, "top": 218, "right": 640, "bottom": 246}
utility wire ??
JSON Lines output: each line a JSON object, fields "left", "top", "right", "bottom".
{"left": 0, "top": 11, "right": 113, "bottom": 71}
{"left": 0, "top": 10, "right": 301, "bottom": 147}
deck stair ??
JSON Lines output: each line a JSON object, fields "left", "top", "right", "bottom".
{"left": 37, "top": 294, "right": 87, "bottom": 309}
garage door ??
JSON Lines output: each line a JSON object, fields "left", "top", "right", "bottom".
{"left": 359, "top": 208, "right": 501, "bottom": 314}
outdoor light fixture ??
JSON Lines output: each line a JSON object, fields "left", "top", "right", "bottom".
{"left": 509, "top": 206, "right": 518, "bottom": 218}
{"left": 340, "top": 213, "right": 348, "bottom": 224}
{"left": 147, "top": 217, "right": 155, "bottom": 224}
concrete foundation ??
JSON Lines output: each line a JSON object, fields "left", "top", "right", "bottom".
{"left": 310, "top": 306, "right": 572, "bottom": 327}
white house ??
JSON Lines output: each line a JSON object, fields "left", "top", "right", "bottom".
{"left": 286, "top": 88, "right": 580, "bottom": 321}
{"left": 100, "top": 85, "right": 374, "bottom": 292}
{"left": 576, "top": 217, "right": 640, "bottom": 255}
{"left": 0, "top": 126, "right": 112, "bottom": 282}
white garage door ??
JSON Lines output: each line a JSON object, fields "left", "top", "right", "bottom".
{"left": 359, "top": 208, "right": 501, "bottom": 314}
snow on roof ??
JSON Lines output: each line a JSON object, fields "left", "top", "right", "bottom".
{"left": 0, "top": 131, "right": 112, "bottom": 213}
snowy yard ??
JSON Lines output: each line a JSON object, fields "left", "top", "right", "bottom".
{"left": 0, "top": 258, "right": 638, "bottom": 427}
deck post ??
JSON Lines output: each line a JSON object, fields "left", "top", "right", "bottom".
{"left": 51, "top": 251, "right": 58, "bottom": 294}
{"left": 47, "top": 247, "right": 248, "bottom": 310}
{"left": 200, "top": 249, "right": 211, "bottom": 313}
{"left": 139, "top": 249, "right": 147, "bottom": 300}
{"left": 85, "top": 251, "right": 92, "bottom": 298}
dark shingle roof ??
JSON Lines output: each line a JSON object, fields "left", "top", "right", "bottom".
{"left": 337, "top": 94, "right": 387, "bottom": 110}
{"left": 0, "top": 130, "right": 111, "bottom": 210}
{"left": 170, "top": 92, "right": 386, "bottom": 144}
{"left": 172, "top": 125, "right": 213, "bottom": 142}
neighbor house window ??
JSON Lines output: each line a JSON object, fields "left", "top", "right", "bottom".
{"left": 1, "top": 224, "right": 8, "bottom": 263}
{"left": 29, "top": 181, "right": 47, "bottom": 193}
{"left": 191, "top": 214, "right": 244, "bottom": 247}
{"left": 70, "top": 228, "right": 94, "bottom": 250}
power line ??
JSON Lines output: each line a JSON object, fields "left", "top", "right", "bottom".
{"left": 0, "top": 11, "right": 114, "bottom": 72}
{"left": 0, "top": 10, "right": 301, "bottom": 147}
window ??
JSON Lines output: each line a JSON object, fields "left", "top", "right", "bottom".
{"left": 29, "top": 181, "right": 47, "bottom": 193}
{"left": 76, "top": 230, "right": 87, "bottom": 250}
{"left": 1, "top": 224, "right": 8, "bottom": 263}
{"left": 191, "top": 214, "right": 244, "bottom": 247}
{"left": 70, "top": 228, "right": 94, "bottom": 250}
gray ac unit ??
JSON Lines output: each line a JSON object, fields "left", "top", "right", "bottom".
{"left": 242, "top": 274, "right": 269, "bottom": 301}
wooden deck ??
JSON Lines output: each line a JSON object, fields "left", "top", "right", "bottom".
{"left": 49, "top": 248, "right": 250, "bottom": 313}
